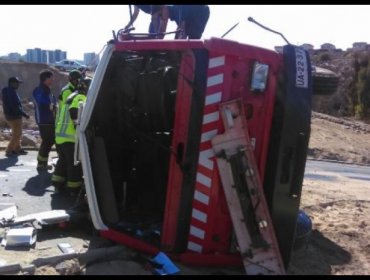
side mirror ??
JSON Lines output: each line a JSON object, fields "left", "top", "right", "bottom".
{"left": 251, "top": 62, "right": 269, "bottom": 92}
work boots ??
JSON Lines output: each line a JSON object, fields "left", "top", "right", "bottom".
{"left": 37, "top": 161, "right": 53, "bottom": 173}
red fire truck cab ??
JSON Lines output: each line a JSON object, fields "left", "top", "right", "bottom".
{"left": 78, "top": 36, "right": 314, "bottom": 270}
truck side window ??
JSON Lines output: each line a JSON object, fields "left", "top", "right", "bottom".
{"left": 250, "top": 62, "right": 269, "bottom": 92}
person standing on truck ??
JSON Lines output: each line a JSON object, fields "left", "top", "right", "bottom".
{"left": 32, "top": 70, "right": 56, "bottom": 171}
{"left": 124, "top": 5, "right": 160, "bottom": 36}
{"left": 51, "top": 70, "right": 83, "bottom": 196}
{"left": 154, "top": 5, "right": 210, "bottom": 39}
{"left": 1, "top": 76, "right": 30, "bottom": 157}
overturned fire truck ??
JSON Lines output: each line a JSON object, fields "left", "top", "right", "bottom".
{"left": 76, "top": 29, "right": 338, "bottom": 274}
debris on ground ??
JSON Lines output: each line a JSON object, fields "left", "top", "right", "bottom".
{"left": 58, "top": 243, "right": 75, "bottom": 254}
{"left": 13, "top": 210, "right": 70, "bottom": 226}
{"left": 151, "top": 252, "right": 180, "bottom": 275}
{"left": 1, "top": 227, "right": 36, "bottom": 247}
{"left": 55, "top": 259, "right": 81, "bottom": 275}
{"left": 0, "top": 203, "right": 17, "bottom": 224}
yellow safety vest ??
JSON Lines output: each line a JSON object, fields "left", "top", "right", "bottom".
{"left": 55, "top": 86, "right": 85, "bottom": 145}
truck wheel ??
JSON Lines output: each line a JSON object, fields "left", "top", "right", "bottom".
{"left": 312, "top": 67, "right": 339, "bottom": 96}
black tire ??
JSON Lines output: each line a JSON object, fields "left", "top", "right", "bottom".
{"left": 312, "top": 67, "right": 340, "bottom": 96}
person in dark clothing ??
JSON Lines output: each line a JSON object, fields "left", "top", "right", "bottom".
{"left": 1, "top": 77, "right": 30, "bottom": 157}
{"left": 124, "top": 5, "right": 160, "bottom": 35}
{"left": 155, "top": 5, "right": 210, "bottom": 39}
{"left": 32, "top": 69, "right": 56, "bottom": 171}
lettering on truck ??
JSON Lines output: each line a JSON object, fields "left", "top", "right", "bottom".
{"left": 295, "top": 48, "right": 308, "bottom": 88}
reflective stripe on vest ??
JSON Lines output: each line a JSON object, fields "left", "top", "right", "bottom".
{"left": 55, "top": 101, "right": 76, "bottom": 144}
{"left": 55, "top": 91, "right": 86, "bottom": 145}
{"left": 55, "top": 101, "right": 74, "bottom": 144}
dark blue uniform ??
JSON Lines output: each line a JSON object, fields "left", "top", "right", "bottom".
{"left": 2, "top": 87, "right": 28, "bottom": 120}
{"left": 168, "top": 5, "right": 210, "bottom": 39}
{"left": 32, "top": 84, "right": 57, "bottom": 169}
{"left": 32, "top": 84, "right": 56, "bottom": 125}
{"left": 134, "top": 5, "right": 160, "bottom": 35}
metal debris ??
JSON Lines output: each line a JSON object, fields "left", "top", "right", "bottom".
{"left": 1, "top": 227, "right": 37, "bottom": 247}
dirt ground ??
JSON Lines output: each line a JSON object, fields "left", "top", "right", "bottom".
{"left": 308, "top": 112, "right": 370, "bottom": 165}
{"left": 286, "top": 112, "right": 370, "bottom": 275}
{"left": 1, "top": 111, "right": 370, "bottom": 275}
{"left": 288, "top": 172, "right": 370, "bottom": 275}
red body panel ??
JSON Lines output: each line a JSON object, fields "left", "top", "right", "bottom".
{"left": 101, "top": 38, "right": 282, "bottom": 266}
{"left": 161, "top": 50, "right": 196, "bottom": 251}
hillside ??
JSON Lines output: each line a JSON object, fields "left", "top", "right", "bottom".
{"left": 309, "top": 112, "right": 370, "bottom": 165}
{"left": 310, "top": 48, "right": 370, "bottom": 121}
{"left": 0, "top": 61, "right": 69, "bottom": 100}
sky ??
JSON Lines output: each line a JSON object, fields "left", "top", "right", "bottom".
{"left": 1, "top": 5, "right": 370, "bottom": 60}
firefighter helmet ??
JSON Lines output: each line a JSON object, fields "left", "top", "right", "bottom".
{"left": 69, "top": 70, "right": 82, "bottom": 81}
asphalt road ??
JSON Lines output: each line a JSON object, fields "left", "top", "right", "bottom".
{"left": 0, "top": 151, "right": 75, "bottom": 216}
{"left": 2, "top": 151, "right": 368, "bottom": 218}
{"left": 1, "top": 151, "right": 370, "bottom": 273}
{"left": 0, "top": 150, "right": 94, "bottom": 270}
{"left": 305, "top": 160, "right": 370, "bottom": 182}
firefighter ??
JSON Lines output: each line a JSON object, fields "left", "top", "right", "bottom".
{"left": 154, "top": 5, "right": 210, "bottom": 39}
{"left": 32, "top": 69, "right": 56, "bottom": 171}
{"left": 51, "top": 70, "right": 83, "bottom": 196}
{"left": 67, "top": 78, "right": 92, "bottom": 210}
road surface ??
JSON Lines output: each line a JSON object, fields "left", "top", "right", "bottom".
{"left": 305, "top": 160, "right": 370, "bottom": 182}
{"left": 1, "top": 151, "right": 369, "bottom": 274}
{"left": 0, "top": 151, "right": 92, "bottom": 270}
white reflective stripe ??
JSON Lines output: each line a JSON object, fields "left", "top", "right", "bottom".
{"left": 199, "top": 149, "right": 215, "bottom": 170}
{"left": 209, "top": 56, "right": 225, "bottom": 68}
{"left": 194, "top": 190, "right": 209, "bottom": 205}
{"left": 60, "top": 104, "right": 72, "bottom": 136}
{"left": 201, "top": 129, "right": 218, "bottom": 143}
{"left": 192, "top": 208, "right": 207, "bottom": 223}
{"left": 205, "top": 92, "right": 222, "bottom": 106}
{"left": 190, "top": 225, "right": 205, "bottom": 240}
{"left": 56, "top": 132, "right": 75, "bottom": 140}
{"left": 187, "top": 241, "right": 202, "bottom": 253}
{"left": 207, "top": 74, "right": 224, "bottom": 87}
{"left": 196, "top": 172, "right": 211, "bottom": 188}
{"left": 203, "top": 111, "right": 219, "bottom": 125}
{"left": 33, "top": 98, "right": 40, "bottom": 124}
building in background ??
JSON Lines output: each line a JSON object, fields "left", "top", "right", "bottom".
{"left": 26, "top": 49, "right": 36, "bottom": 62}
{"left": 84, "top": 52, "right": 100, "bottom": 69}
{"left": 320, "top": 43, "right": 336, "bottom": 51}
{"left": 24, "top": 48, "right": 67, "bottom": 64}
{"left": 8, "top": 52, "right": 21, "bottom": 61}
{"left": 41, "top": 50, "right": 48, "bottom": 64}
{"left": 54, "top": 49, "right": 67, "bottom": 63}
{"left": 353, "top": 42, "right": 367, "bottom": 51}
{"left": 35, "top": 48, "right": 42, "bottom": 63}
{"left": 47, "top": 50, "right": 56, "bottom": 64}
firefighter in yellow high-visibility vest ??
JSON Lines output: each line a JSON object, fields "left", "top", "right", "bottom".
{"left": 51, "top": 70, "right": 85, "bottom": 196}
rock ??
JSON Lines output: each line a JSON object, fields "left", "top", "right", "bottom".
{"left": 21, "top": 134, "right": 37, "bottom": 147}
{"left": 0, "top": 263, "right": 22, "bottom": 274}
{"left": 55, "top": 259, "right": 81, "bottom": 275}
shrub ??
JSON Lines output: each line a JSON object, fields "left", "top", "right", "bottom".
{"left": 320, "top": 53, "right": 331, "bottom": 62}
